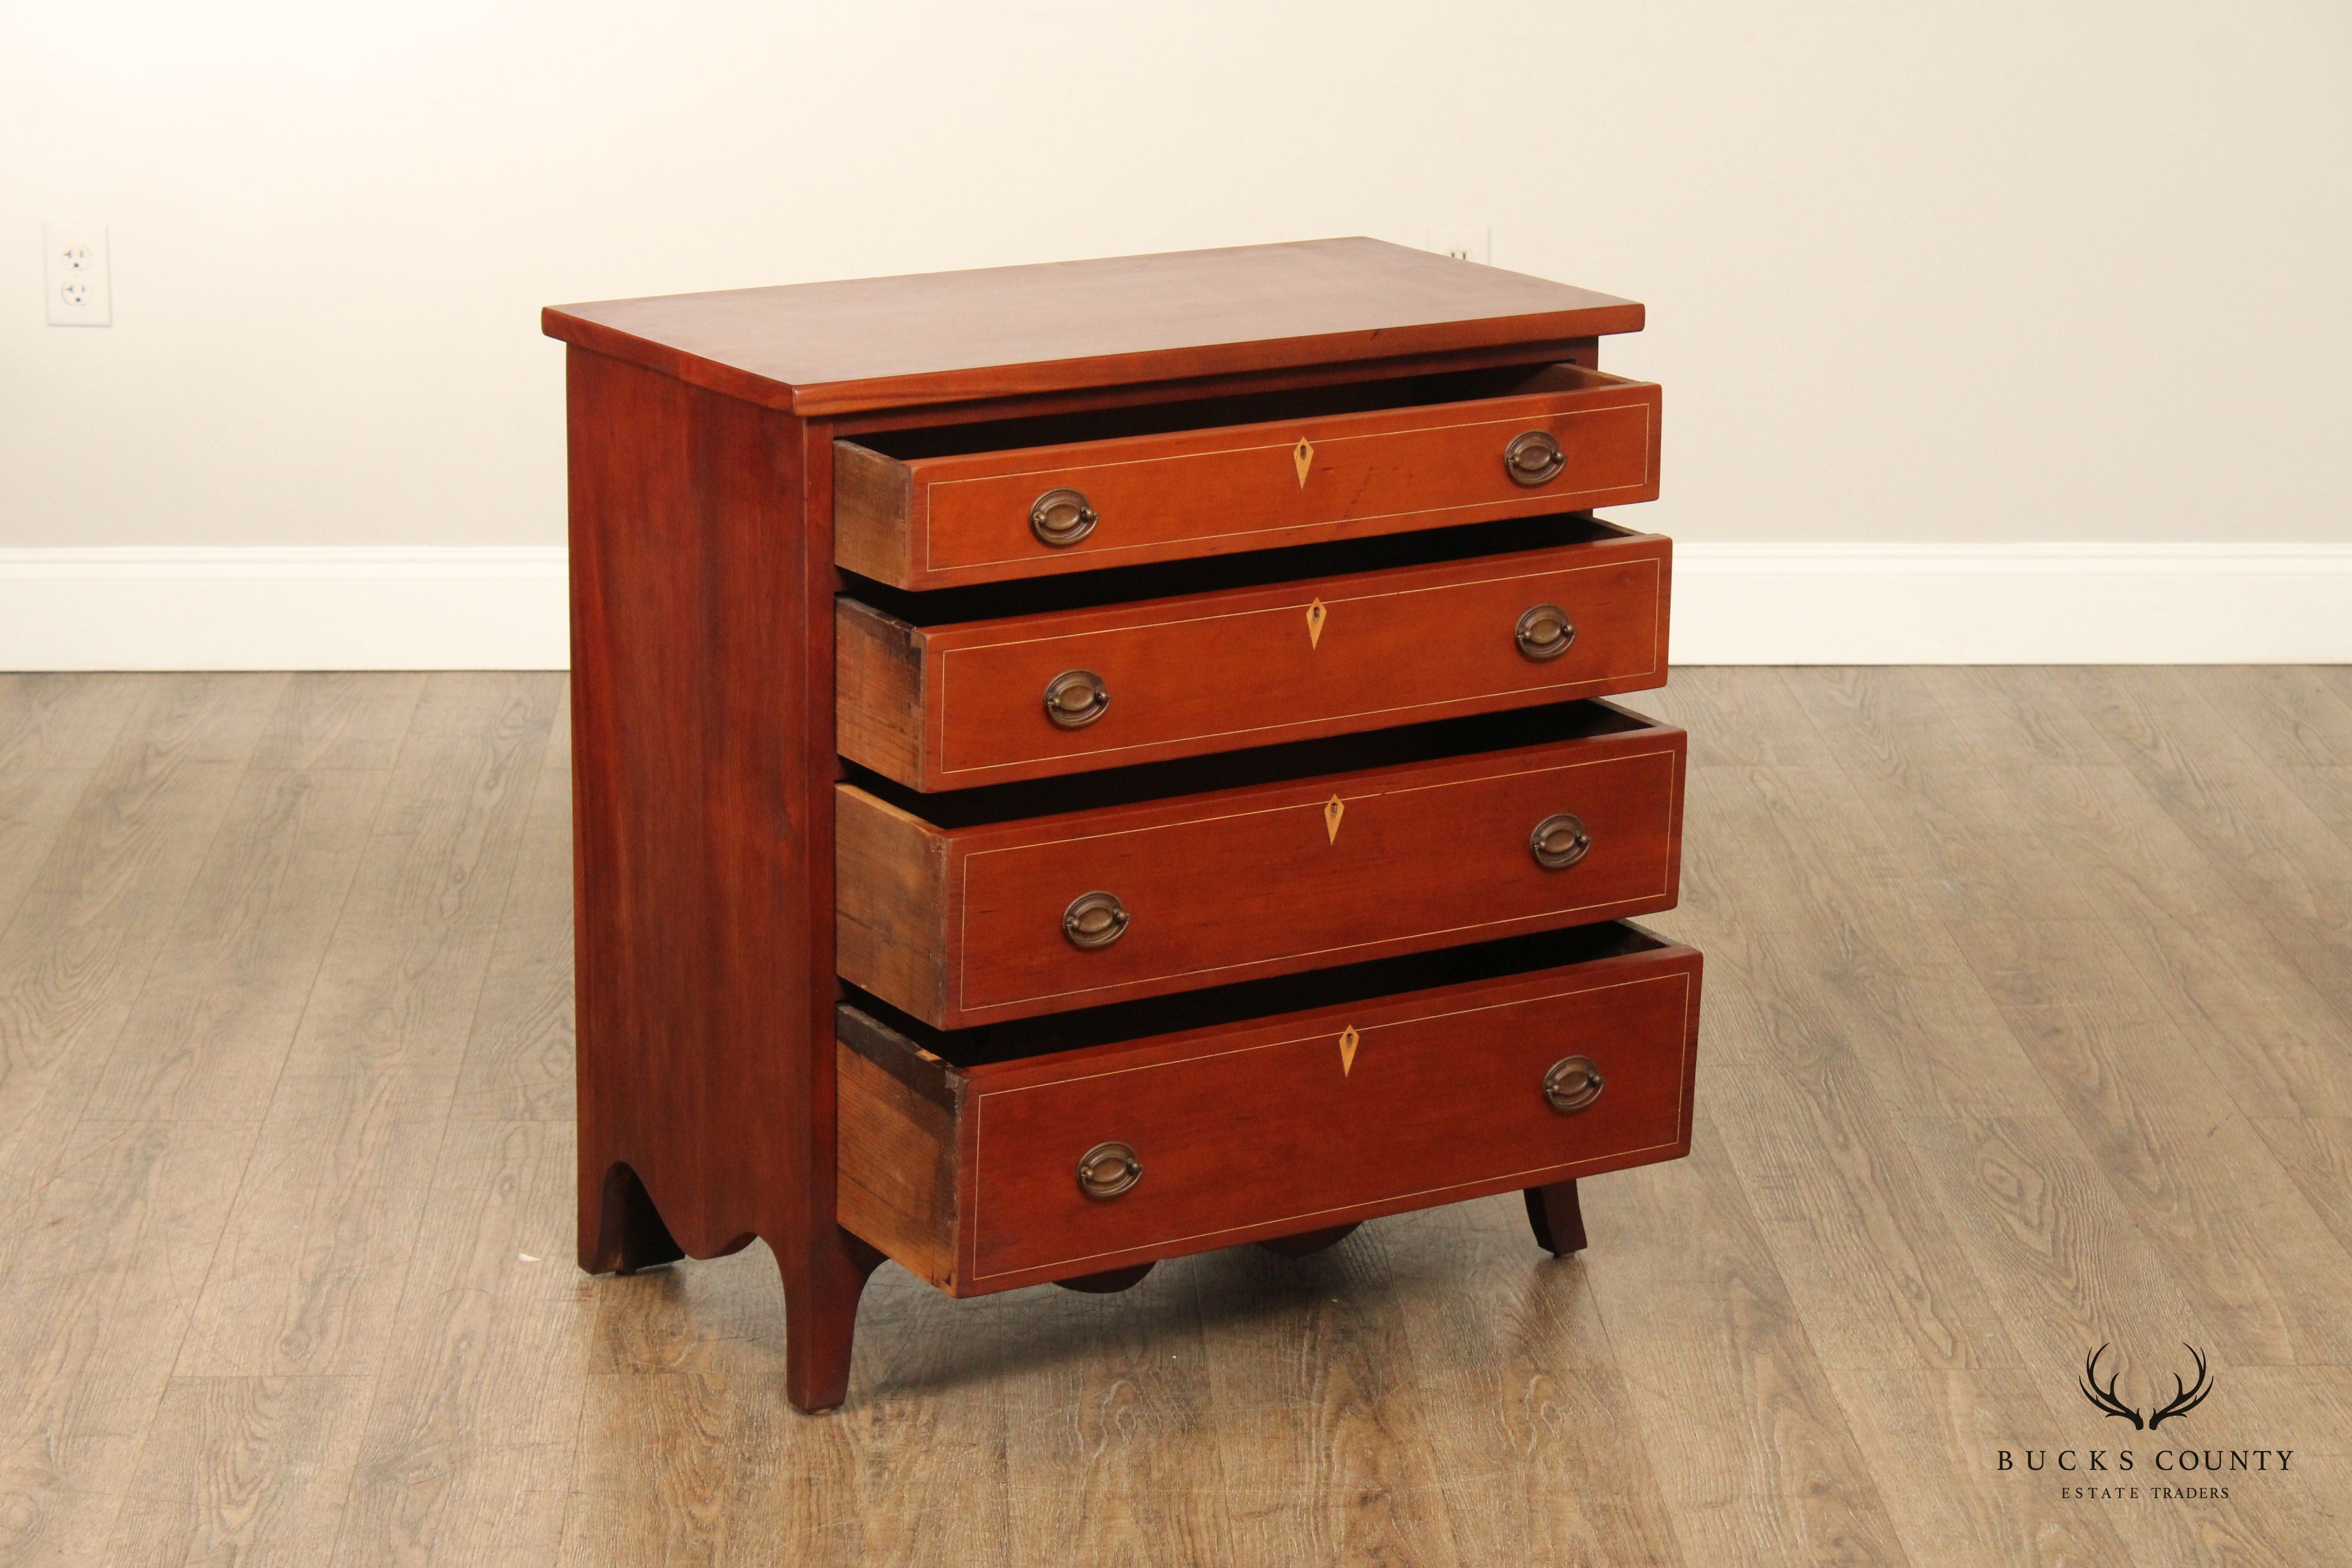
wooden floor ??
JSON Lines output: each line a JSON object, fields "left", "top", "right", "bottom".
{"left": 2, "top": 668, "right": 2350, "bottom": 1567}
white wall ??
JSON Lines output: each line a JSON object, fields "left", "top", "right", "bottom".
{"left": 3, "top": 2, "right": 2348, "bottom": 663}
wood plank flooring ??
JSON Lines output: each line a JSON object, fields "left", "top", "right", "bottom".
{"left": 2, "top": 667, "right": 2349, "bottom": 1567}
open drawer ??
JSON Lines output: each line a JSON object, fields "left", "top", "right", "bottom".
{"left": 837, "top": 921, "right": 1703, "bottom": 1296}
{"left": 838, "top": 515, "right": 1672, "bottom": 791}
{"left": 837, "top": 702, "right": 1687, "bottom": 1029}
{"left": 834, "top": 362, "right": 1662, "bottom": 590}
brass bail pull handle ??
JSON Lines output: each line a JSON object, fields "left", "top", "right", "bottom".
{"left": 1077, "top": 1141, "right": 1143, "bottom": 1200}
{"left": 1062, "top": 890, "right": 1129, "bottom": 949}
{"left": 1030, "top": 487, "right": 1100, "bottom": 547}
{"left": 1043, "top": 669, "right": 1110, "bottom": 729}
{"left": 1529, "top": 812, "right": 1592, "bottom": 870}
{"left": 1515, "top": 603, "right": 1576, "bottom": 662}
{"left": 1543, "top": 1055, "right": 1605, "bottom": 1114}
{"left": 1504, "top": 429, "right": 1567, "bottom": 486}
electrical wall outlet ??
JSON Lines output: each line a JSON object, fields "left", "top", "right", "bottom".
{"left": 45, "top": 223, "right": 111, "bottom": 326}
{"left": 1426, "top": 227, "right": 1491, "bottom": 265}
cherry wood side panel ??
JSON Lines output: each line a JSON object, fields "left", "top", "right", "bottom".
{"left": 544, "top": 237, "right": 1642, "bottom": 416}
{"left": 965, "top": 955, "right": 1699, "bottom": 1289}
{"left": 836, "top": 533, "right": 1673, "bottom": 790}
{"left": 568, "top": 349, "right": 873, "bottom": 1410}
{"left": 570, "top": 347, "right": 809, "bottom": 1266}
{"left": 834, "top": 720, "right": 1687, "bottom": 1028}
{"left": 835, "top": 368, "right": 1660, "bottom": 590}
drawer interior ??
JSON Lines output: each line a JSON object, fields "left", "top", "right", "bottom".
{"left": 842, "top": 698, "right": 1663, "bottom": 827}
{"left": 841, "top": 511, "right": 1639, "bottom": 624}
{"left": 841, "top": 919, "right": 1679, "bottom": 1073}
{"left": 847, "top": 362, "right": 1624, "bottom": 463}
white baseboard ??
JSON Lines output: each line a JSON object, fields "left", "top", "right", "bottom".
{"left": 1671, "top": 541, "right": 2352, "bottom": 664}
{"left": 0, "top": 547, "right": 570, "bottom": 671}
{"left": 0, "top": 542, "right": 2344, "bottom": 671}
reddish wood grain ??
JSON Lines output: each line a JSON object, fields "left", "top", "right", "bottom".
{"left": 565, "top": 347, "right": 872, "bottom": 1412}
{"left": 835, "top": 930, "right": 1702, "bottom": 1296}
{"left": 836, "top": 530, "right": 1672, "bottom": 790}
{"left": 835, "top": 711, "right": 1687, "bottom": 1029}
{"left": 835, "top": 364, "right": 1660, "bottom": 590}
{"left": 543, "top": 238, "right": 1642, "bottom": 416}
{"left": 556, "top": 244, "right": 1689, "bottom": 1411}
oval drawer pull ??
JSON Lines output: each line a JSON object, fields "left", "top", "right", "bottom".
{"left": 1043, "top": 669, "right": 1110, "bottom": 729}
{"left": 1515, "top": 603, "right": 1576, "bottom": 662}
{"left": 1062, "top": 890, "right": 1129, "bottom": 949}
{"left": 1529, "top": 812, "right": 1592, "bottom": 870}
{"left": 1030, "top": 487, "right": 1099, "bottom": 547}
{"left": 1543, "top": 1055, "right": 1605, "bottom": 1114}
{"left": 1503, "top": 429, "right": 1566, "bottom": 487}
{"left": 1077, "top": 1141, "right": 1143, "bottom": 1200}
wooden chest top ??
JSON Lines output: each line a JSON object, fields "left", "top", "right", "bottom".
{"left": 541, "top": 238, "right": 1642, "bottom": 416}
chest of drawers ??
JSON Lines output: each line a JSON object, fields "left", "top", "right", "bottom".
{"left": 544, "top": 239, "right": 1702, "bottom": 1412}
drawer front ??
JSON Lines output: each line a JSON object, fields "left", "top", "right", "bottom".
{"left": 833, "top": 714, "right": 1687, "bottom": 1029}
{"left": 966, "top": 956, "right": 1698, "bottom": 1286}
{"left": 835, "top": 366, "right": 1660, "bottom": 590}
{"left": 961, "top": 747, "right": 1680, "bottom": 1017}
{"left": 838, "top": 534, "right": 1671, "bottom": 790}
